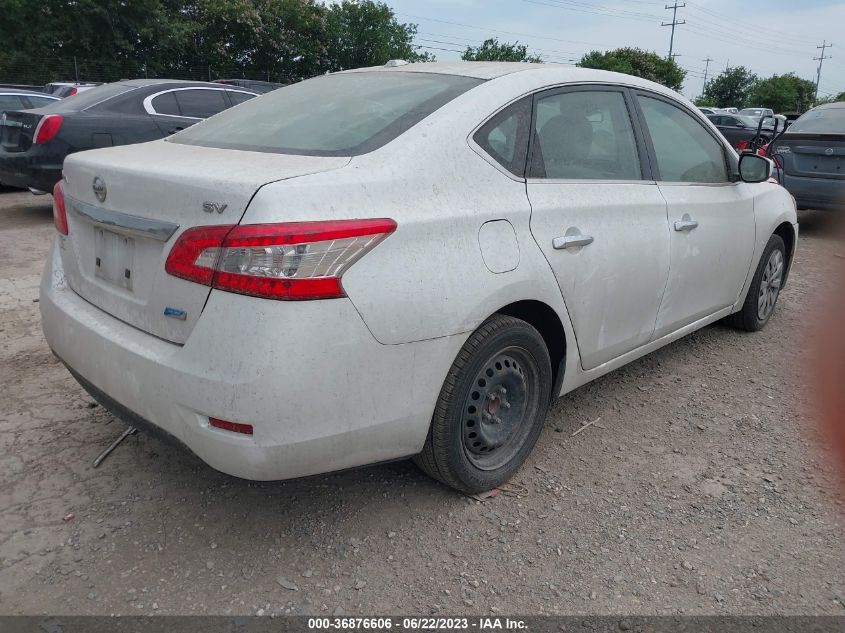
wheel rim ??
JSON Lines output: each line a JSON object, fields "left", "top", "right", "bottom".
{"left": 757, "top": 248, "right": 784, "bottom": 321}
{"left": 461, "top": 347, "right": 541, "bottom": 471}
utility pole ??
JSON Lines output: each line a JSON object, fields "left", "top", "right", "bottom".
{"left": 662, "top": 2, "right": 686, "bottom": 61}
{"left": 702, "top": 57, "right": 713, "bottom": 94}
{"left": 814, "top": 40, "right": 832, "bottom": 102}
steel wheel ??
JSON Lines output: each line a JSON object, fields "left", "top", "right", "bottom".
{"left": 461, "top": 348, "right": 540, "bottom": 471}
{"left": 757, "top": 248, "right": 784, "bottom": 321}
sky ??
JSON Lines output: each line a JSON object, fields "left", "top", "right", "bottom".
{"left": 377, "top": 0, "right": 845, "bottom": 99}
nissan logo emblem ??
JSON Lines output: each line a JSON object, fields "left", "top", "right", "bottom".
{"left": 92, "top": 176, "right": 106, "bottom": 203}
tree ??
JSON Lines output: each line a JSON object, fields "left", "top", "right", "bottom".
{"left": 748, "top": 73, "right": 816, "bottom": 113}
{"left": 815, "top": 91, "right": 845, "bottom": 105}
{"left": 462, "top": 38, "right": 541, "bottom": 63}
{"left": 323, "top": 0, "right": 433, "bottom": 72}
{"left": 701, "top": 66, "right": 757, "bottom": 109}
{"left": 578, "top": 47, "right": 685, "bottom": 91}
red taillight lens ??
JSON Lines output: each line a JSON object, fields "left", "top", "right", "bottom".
{"left": 52, "top": 180, "right": 68, "bottom": 235}
{"left": 209, "top": 417, "right": 253, "bottom": 435}
{"left": 165, "top": 219, "right": 396, "bottom": 300}
{"left": 164, "top": 224, "right": 234, "bottom": 285}
{"left": 736, "top": 140, "right": 749, "bottom": 152}
{"left": 34, "top": 115, "right": 63, "bottom": 144}
{"left": 68, "top": 88, "right": 78, "bottom": 96}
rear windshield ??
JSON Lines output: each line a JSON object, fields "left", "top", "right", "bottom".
{"left": 169, "top": 71, "right": 484, "bottom": 156}
{"left": 788, "top": 106, "right": 845, "bottom": 134}
{"left": 36, "top": 83, "right": 137, "bottom": 112}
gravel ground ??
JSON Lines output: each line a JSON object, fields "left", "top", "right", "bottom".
{"left": 0, "top": 187, "right": 843, "bottom": 616}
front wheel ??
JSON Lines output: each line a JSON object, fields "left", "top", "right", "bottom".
{"left": 728, "top": 234, "right": 786, "bottom": 331}
{"left": 414, "top": 314, "right": 552, "bottom": 494}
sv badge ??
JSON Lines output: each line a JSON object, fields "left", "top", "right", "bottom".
{"left": 202, "top": 201, "right": 228, "bottom": 214}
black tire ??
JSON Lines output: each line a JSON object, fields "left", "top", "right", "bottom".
{"left": 727, "top": 234, "right": 786, "bottom": 331}
{"left": 414, "top": 314, "right": 552, "bottom": 494}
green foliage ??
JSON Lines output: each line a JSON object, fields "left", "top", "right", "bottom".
{"left": 701, "top": 66, "right": 757, "bottom": 109}
{"left": 461, "top": 39, "right": 542, "bottom": 63}
{"left": 0, "top": 0, "right": 432, "bottom": 85}
{"left": 815, "top": 91, "right": 845, "bottom": 105}
{"left": 578, "top": 47, "right": 685, "bottom": 92}
{"left": 748, "top": 73, "right": 816, "bottom": 113}
{"left": 693, "top": 96, "right": 716, "bottom": 107}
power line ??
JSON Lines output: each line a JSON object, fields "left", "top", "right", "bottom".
{"left": 814, "top": 40, "right": 833, "bottom": 102}
{"left": 661, "top": 2, "right": 685, "bottom": 60}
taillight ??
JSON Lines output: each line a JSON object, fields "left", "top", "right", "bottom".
{"left": 68, "top": 88, "right": 78, "bottom": 96}
{"left": 165, "top": 219, "right": 397, "bottom": 300}
{"left": 34, "top": 115, "right": 63, "bottom": 144}
{"left": 52, "top": 180, "right": 68, "bottom": 235}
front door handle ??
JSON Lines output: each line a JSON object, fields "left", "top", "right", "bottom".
{"left": 674, "top": 219, "right": 699, "bottom": 232}
{"left": 167, "top": 126, "right": 184, "bottom": 135}
{"left": 553, "top": 235, "right": 594, "bottom": 250}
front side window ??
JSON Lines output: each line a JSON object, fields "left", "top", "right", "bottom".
{"left": 473, "top": 97, "right": 531, "bottom": 177}
{"left": 638, "top": 96, "right": 729, "bottom": 183}
{"left": 175, "top": 89, "right": 229, "bottom": 119}
{"left": 171, "top": 72, "right": 484, "bottom": 156}
{"left": 530, "top": 90, "right": 642, "bottom": 180}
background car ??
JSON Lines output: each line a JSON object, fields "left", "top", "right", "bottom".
{"left": 739, "top": 107, "right": 775, "bottom": 124}
{"left": 769, "top": 102, "right": 845, "bottom": 211}
{"left": 706, "top": 113, "right": 771, "bottom": 149}
{"left": 698, "top": 106, "right": 722, "bottom": 115}
{"left": 0, "top": 90, "right": 61, "bottom": 187}
{"left": 43, "top": 82, "right": 100, "bottom": 98}
{"left": 0, "top": 79, "right": 258, "bottom": 192}
{"left": 40, "top": 63, "right": 797, "bottom": 494}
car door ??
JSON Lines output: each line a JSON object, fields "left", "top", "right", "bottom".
{"left": 526, "top": 86, "right": 671, "bottom": 370}
{"left": 633, "top": 92, "right": 756, "bottom": 338}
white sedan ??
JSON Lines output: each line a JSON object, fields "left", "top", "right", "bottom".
{"left": 41, "top": 62, "right": 797, "bottom": 493}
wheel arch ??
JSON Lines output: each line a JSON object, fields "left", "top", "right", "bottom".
{"left": 772, "top": 221, "right": 796, "bottom": 287}
{"left": 495, "top": 299, "right": 567, "bottom": 397}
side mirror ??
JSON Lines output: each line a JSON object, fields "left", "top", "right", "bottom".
{"left": 738, "top": 153, "right": 772, "bottom": 183}
{"left": 735, "top": 123, "right": 745, "bottom": 128}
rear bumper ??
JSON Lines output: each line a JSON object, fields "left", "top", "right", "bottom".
{"left": 780, "top": 173, "right": 845, "bottom": 211}
{"left": 40, "top": 239, "right": 463, "bottom": 481}
{"left": 0, "top": 148, "right": 63, "bottom": 192}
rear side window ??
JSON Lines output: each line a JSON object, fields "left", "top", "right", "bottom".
{"left": 171, "top": 72, "right": 484, "bottom": 156}
{"left": 637, "top": 96, "right": 729, "bottom": 183}
{"left": 530, "top": 90, "right": 642, "bottom": 180}
{"left": 26, "top": 96, "right": 57, "bottom": 109}
{"left": 788, "top": 107, "right": 845, "bottom": 134}
{"left": 473, "top": 97, "right": 531, "bottom": 177}
{"left": 174, "top": 89, "right": 229, "bottom": 118}
{"left": 151, "top": 92, "right": 181, "bottom": 116}
{"left": 0, "top": 95, "right": 25, "bottom": 111}
{"left": 228, "top": 90, "right": 255, "bottom": 105}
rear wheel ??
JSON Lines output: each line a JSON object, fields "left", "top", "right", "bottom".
{"left": 414, "top": 314, "right": 552, "bottom": 494}
{"left": 728, "top": 234, "right": 786, "bottom": 331}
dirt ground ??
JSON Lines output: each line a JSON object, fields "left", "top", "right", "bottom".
{"left": 0, "top": 187, "right": 843, "bottom": 617}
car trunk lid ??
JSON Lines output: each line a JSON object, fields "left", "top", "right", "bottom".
{"left": 772, "top": 133, "right": 845, "bottom": 180}
{"left": 0, "top": 110, "right": 41, "bottom": 152}
{"left": 60, "top": 140, "right": 350, "bottom": 344}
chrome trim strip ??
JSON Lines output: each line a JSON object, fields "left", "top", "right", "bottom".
{"left": 68, "top": 197, "right": 179, "bottom": 242}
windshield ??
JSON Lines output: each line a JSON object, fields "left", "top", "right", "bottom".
{"left": 739, "top": 109, "right": 764, "bottom": 118}
{"left": 36, "top": 83, "right": 136, "bottom": 112}
{"left": 170, "top": 71, "right": 484, "bottom": 156}
{"left": 787, "top": 106, "right": 845, "bottom": 134}
{"left": 737, "top": 115, "right": 759, "bottom": 127}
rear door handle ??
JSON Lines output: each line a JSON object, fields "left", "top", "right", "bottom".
{"left": 553, "top": 235, "right": 594, "bottom": 250}
{"left": 674, "top": 219, "right": 699, "bottom": 232}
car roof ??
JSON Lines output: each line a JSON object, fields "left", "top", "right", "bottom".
{"left": 112, "top": 78, "right": 236, "bottom": 88}
{"left": 0, "top": 89, "right": 60, "bottom": 97}
{"left": 341, "top": 62, "right": 682, "bottom": 95}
